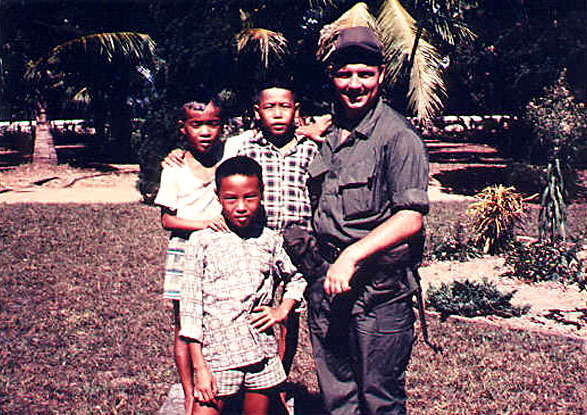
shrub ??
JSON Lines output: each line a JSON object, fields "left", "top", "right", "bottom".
{"left": 426, "top": 279, "right": 530, "bottom": 321}
{"left": 466, "top": 185, "right": 526, "bottom": 254}
{"left": 427, "top": 223, "right": 481, "bottom": 262}
{"left": 504, "top": 241, "right": 586, "bottom": 290}
{"left": 525, "top": 69, "right": 587, "bottom": 178}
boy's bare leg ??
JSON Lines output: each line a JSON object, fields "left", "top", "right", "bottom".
{"left": 192, "top": 399, "right": 225, "bottom": 415}
{"left": 243, "top": 390, "right": 274, "bottom": 415}
{"left": 174, "top": 301, "right": 195, "bottom": 415}
{"left": 276, "top": 314, "right": 299, "bottom": 414}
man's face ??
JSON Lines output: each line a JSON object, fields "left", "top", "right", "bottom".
{"left": 179, "top": 102, "right": 221, "bottom": 154}
{"left": 330, "top": 63, "right": 385, "bottom": 118}
{"left": 218, "top": 174, "right": 262, "bottom": 232}
{"left": 254, "top": 88, "right": 299, "bottom": 141}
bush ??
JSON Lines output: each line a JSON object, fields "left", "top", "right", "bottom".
{"left": 426, "top": 279, "right": 530, "bottom": 321}
{"left": 466, "top": 185, "right": 526, "bottom": 254}
{"left": 427, "top": 223, "right": 481, "bottom": 262}
{"left": 504, "top": 241, "right": 586, "bottom": 290}
{"left": 525, "top": 69, "right": 587, "bottom": 172}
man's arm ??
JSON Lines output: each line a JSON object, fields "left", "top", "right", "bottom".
{"left": 296, "top": 114, "right": 332, "bottom": 143}
{"left": 324, "top": 210, "right": 423, "bottom": 295}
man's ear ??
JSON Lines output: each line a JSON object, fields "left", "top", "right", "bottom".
{"left": 253, "top": 104, "right": 261, "bottom": 121}
{"left": 378, "top": 65, "right": 386, "bottom": 85}
{"left": 178, "top": 120, "right": 186, "bottom": 136}
{"left": 327, "top": 65, "right": 334, "bottom": 80}
{"left": 294, "top": 102, "right": 301, "bottom": 119}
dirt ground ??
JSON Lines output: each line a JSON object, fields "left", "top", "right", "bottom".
{"left": 1, "top": 142, "right": 586, "bottom": 342}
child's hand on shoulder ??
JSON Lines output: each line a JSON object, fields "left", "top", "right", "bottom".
{"left": 205, "top": 215, "right": 229, "bottom": 232}
{"left": 249, "top": 305, "right": 289, "bottom": 332}
{"left": 161, "top": 148, "right": 187, "bottom": 169}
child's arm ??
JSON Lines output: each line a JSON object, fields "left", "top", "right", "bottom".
{"left": 161, "top": 207, "right": 228, "bottom": 232}
{"left": 250, "top": 298, "right": 297, "bottom": 333}
{"left": 250, "top": 236, "right": 307, "bottom": 333}
{"left": 180, "top": 237, "right": 218, "bottom": 404}
{"left": 187, "top": 341, "right": 218, "bottom": 404}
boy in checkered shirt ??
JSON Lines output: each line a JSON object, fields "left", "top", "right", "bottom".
{"left": 179, "top": 156, "right": 306, "bottom": 415}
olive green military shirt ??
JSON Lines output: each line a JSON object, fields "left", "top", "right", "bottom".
{"left": 308, "top": 98, "right": 429, "bottom": 255}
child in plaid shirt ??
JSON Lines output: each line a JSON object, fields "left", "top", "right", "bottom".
{"left": 180, "top": 156, "right": 306, "bottom": 415}
{"left": 154, "top": 90, "right": 230, "bottom": 415}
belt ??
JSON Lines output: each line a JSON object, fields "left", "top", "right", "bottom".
{"left": 318, "top": 240, "right": 343, "bottom": 263}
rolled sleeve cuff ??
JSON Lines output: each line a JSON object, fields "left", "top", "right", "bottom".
{"left": 393, "top": 188, "right": 429, "bottom": 214}
{"left": 282, "top": 275, "right": 307, "bottom": 304}
{"left": 179, "top": 324, "right": 203, "bottom": 343}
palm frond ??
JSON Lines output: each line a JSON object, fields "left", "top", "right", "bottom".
{"left": 378, "top": 0, "right": 446, "bottom": 121}
{"left": 235, "top": 28, "right": 289, "bottom": 68}
{"left": 316, "top": 2, "right": 378, "bottom": 63}
{"left": 423, "top": 14, "right": 476, "bottom": 46}
{"left": 26, "top": 32, "right": 157, "bottom": 82}
{"left": 72, "top": 87, "right": 91, "bottom": 105}
{"left": 407, "top": 34, "right": 446, "bottom": 121}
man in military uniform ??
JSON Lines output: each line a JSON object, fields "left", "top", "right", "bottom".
{"left": 306, "top": 26, "right": 429, "bottom": 415}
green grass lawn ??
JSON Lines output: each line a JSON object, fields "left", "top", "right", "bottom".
{"left": 1, "top": 203, "right": 585, "bottom": 415}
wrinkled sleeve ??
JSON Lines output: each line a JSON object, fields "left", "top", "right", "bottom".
{"left": 179, "top": 239, "right": 205, "bottom": 342}
{"left": 154, "top": 166, "right": 179, "bottom": 212}
{"left": 273, "top": 235, "right": 307, "bottom": 303}
{"left": 386, "top": 130, "right": 429, "bottom": 215}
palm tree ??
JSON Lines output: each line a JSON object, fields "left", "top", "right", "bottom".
{"left": 317, "top": 1, "right": 475, "bottom": 122}
{"left": 25, "top": 32, "right": 158, "bottom": 165}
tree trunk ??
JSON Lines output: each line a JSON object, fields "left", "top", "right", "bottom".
{"left": 32, "top": 100, "right": 57, "bottom": 165}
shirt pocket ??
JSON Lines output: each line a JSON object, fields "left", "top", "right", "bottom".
{"left": 339, "top": 161, "right": 379, "bottom": 220}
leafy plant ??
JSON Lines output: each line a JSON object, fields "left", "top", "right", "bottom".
{"left": 504, "top": 241, "right": 586, "bottom": 290}
{"left": 525, "top": 69, "right": 587, "bottom": 171}
{"left": 466, "top": 185, "right": 526, "bottom": 254}
{"left": 426, "top": 279, "right": 530, "bottom": 321}
{"left": 427, "top": 223, "right": 481, "bottom": 262}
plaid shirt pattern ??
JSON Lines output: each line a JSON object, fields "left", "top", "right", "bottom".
{"left": 179, "top": 227, "right": 306, "bottom": 371}
{"left": 238, "top": 132, "right": 319, "bottom": 232}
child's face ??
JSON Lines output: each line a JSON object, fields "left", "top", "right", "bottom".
{"left": 254, "top": 88, "right": 299, "bottom": 141}
{"left": 179, "top": 101, "right": 221, "bottom": 154}
{"left": 217, "top": 174, "right": 262, "bottom": 231}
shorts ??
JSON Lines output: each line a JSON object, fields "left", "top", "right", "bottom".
{"left": 213, "top": 356, "right": 286, "bottom": 397}
{"left": 163, "top": 236, "right": 187, "bottom": 300}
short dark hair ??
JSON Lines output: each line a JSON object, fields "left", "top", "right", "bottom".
{"left": 179, "top": 86, "right": 223, "bottom": 120}
{"left": 215, "top": 156, "right": 263, "bottom": 191}
{"left": 252, "top": 80, "right": 297, "bottom": 105}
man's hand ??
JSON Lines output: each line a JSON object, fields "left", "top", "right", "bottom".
{"left": 193, "top": 366, "right": 218, "bottom": 405}
{"left": 323, "top": 252, "right": 358, "bottom": 295}
{"left": 296, "top": 114, "right": 332, "bottom": 143}
{"left": 205, "top": 215, "right": 229, "bottom": 232}
{"left": 250, "top": 305, "right": 289, "bottom": 333}
{"left": 161, "top": 148, "right": 187, "bottom": 169}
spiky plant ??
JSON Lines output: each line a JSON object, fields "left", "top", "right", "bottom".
{"left": 539, "top": 156, "right": 567, "bottom": 243}
{"left": 466, "top": 185, "right": 526, "bottom": 254}
{"left": 235, "top": 28, "right": 290, "bottom": 69}
{"left": 316, "top": 1, "right": 475, "bottom": 122}
{"left": 316, "top": 3, "right": 379, "bottom": 63}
